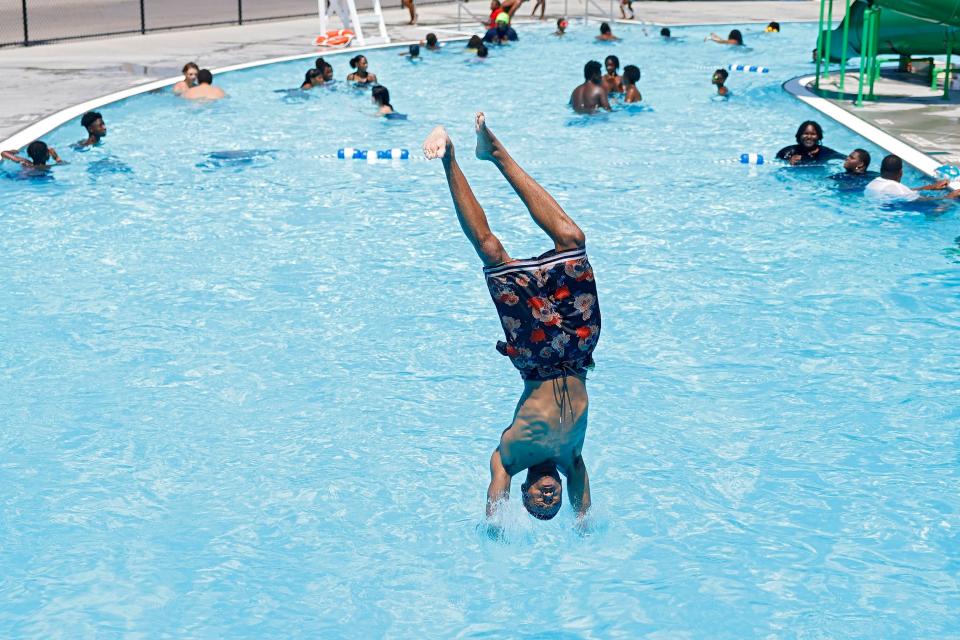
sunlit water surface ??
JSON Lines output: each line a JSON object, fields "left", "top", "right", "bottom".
{"left": 2, "top": 21, "right": 959, "bottom": 639}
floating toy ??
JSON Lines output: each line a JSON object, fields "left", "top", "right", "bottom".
{"left": 337, "top": 148, "right": 410, "bottom": 160}
{"left": 315, "top": 29, "right": 354, "bottom": 47}
{"left": 728, "top": 63, "right": 769, "bottom": 74}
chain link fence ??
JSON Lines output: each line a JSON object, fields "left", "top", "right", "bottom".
{"left": 0, "top": 0, "right": 450, "bottom": 48}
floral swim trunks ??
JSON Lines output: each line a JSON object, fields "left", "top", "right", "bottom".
{"left": 483, "top": 247, "right": 601, "bottom": 381}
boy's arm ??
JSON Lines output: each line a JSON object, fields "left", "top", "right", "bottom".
{"left": 486, "top": 449, "right": 512, "bottom": 517}
{"left": 48, "top": 147, "right": 64, "bottom": 163}
{"left": 2, "top": 150, "right": 27, "bottom": 166}
{"left": 566, "top": 455, "right": 592, "bottom": 518}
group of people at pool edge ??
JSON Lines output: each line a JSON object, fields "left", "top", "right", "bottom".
{"left": 5, "top": 19, "right": 959, "bottom": 527}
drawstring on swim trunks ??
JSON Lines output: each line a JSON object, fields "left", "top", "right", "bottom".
{"left": 552, "top": 363, "right": 577, "bottom": 428}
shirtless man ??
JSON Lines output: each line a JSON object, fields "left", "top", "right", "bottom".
{"left": 570, "top": 60, "right": 611, "bottom": 114}
{"left": 182, "top": 69, "right": 226, "bottom": 101}
{"left": 423, "top": 113, "right": 601, "bottom": 522}
{"left": 76, "top": 111, "right": 107, "bottom": 148}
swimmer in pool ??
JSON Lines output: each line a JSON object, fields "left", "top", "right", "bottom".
{"left": 776, "top": 120, "right": 844, "bottom": 165}
{"left": 75, "top": 111, "right": 107, "bottom": 148}
{"left": 476, "top": 43, "right": 489, "bottom": 59}
{"left": 829, "top": 149, "right": 879, "bottom": 189}
{"left": 423, "top": 113, "right": 599, "bottom": 522}
{"left": 400, "top": 44, "right": 421, "bottom": 59}
{"left": 623, "top": 64, "right": 642, "bottom": 102}
{"left": 465, "top": 34, "right": 483, "bottom": 51}
{"left": 182, "top": 69, "right": 226, "bottom": 101}
{"left": 315, "top": 57, "right": 335, "bottom": 83}
{"left": 712, "top": 68, "right": 730, "bottom": 96}
{"left": 372, "top": 85, "right": 404, "bottom": 118}
{"left": 2, "top": 140, "right": 62, "bottom": 170}
{"left": 570, "top": 60, "right": 611, "bottom": 113}
{"left": 602, "top": 55, "right": 624, "bottom": 94}
{"left": 765, "top": 21, "right": 780, "bottom": 32}
{"left": 708, "top": 29, "right": 744, "bottom": 46}
{"left": 172, "top": 62, "right": 199, "bottom": 94}
{"left": 347, "top": 55, "right": 378, "bottom": 86}
{"left": 423, "top": 32, "right": 441, "bottom": 50}
{"left": 596, "top": 22, "right": 620, "bottom": 41}
{"left": 554, "top": 17, "right": 568, "bottom": 36}
{"left": 301, "top": 68, "right": 324, "bottom": 89}
{"left": 483, "top": 13, "right": 518, "bottom": 44}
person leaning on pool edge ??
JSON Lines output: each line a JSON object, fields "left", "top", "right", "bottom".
{"left": 776, "top": 120, "right": 844, "bottom": 166}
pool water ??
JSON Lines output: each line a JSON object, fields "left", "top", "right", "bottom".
{"left": 2, "top": 21, "right": 959, "bottom": 639}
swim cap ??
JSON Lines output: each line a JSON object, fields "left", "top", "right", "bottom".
{"left": 559, "top": 19, "right": 568, "bottom": 27}
{"left": 495, "top": 12, "right": 510, "bottom": 24}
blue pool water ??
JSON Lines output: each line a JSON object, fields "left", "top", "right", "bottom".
{"left": 2, "top": 21, "right": 959, "bottom": 639}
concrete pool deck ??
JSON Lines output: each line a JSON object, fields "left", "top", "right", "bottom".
{"left": 0, "top": 1, "right": 821, "bottom": 144}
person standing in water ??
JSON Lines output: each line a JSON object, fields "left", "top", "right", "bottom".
{"left": 172, "top": 62, "right": 199, "bottom": 94}
{"left": 623, "top": 65, "right": 642, "bottom": 103}
{"left": 602, "top": 55, "right": 624, "bottom": 94}
{"left": 712, "top": 68, "right": 730, "bottom": 96}
{"left": 570, "top": 60, "right": 611, "bottom": 113}
{"left": 182, "top": 69, "right": 226, "bottom": 101}
{"left": 346, "top": 55, "right": 378, "bottom": 86}
{"left": 423, "top": 113, "right": 600, "bottom": 522}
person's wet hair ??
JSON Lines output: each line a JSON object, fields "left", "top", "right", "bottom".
{"left": 605, "top": 54, "right": 620, "bottom": 70}
{"left": 476, "top": 43, "right": 489, "bottom": 58}
{"left": 81, "top": 111, "right": 102, "bottom": 131}
{"left": 852, "top": 148, "right": 871, "bottom": 169}
{"left": 660, "top": 27, "right": 671, "bottom": 37}
{"left": 767, "top": 21, "right": 780, "bottom": 32}
{"left": 182, "top": 61, "right": 199, "bottom": 74}
{"left": 728, "top": 29, "right": 743, "bottom": 44}
{"left": 349, "top": 55, "right": 366, "bottom": 69}
{"left": 599, "top": 22, "right": 611, "bottom": 35}
{"left": 713, "top": 68, "right": 728, "bottom": 82}
{"left": 623, "top": 64, "right": 640, "bottom": 85}
{"left": 426, "top": 32, "right": 438, "bottom": 47}
{"left": 467, "top": 34, "right": 483, "bottom": 48}
{"left": 372, "top": 84, "right": 391, "bottom": 107}
{"left": 409, "top": 43, "right": 420, "bottom": 57}
{"left": 880, "top": 154, "right": 903, "bottom": 178}
{"left": 303, "top": 68, "right": 321, "bottom": 85}
{"left": 794, "top": 120, "right": 823, "bottom": 144}
{"left": 197, "top": 69, "right": 214, "bottom": 84}
{"left": 315, "top": 57, "right": 333, "bottom": 75}
{"left": 584, "top": 59, "right": 602, "bottom": 80}
{"left": 26, "top": 140, "right": 49, "bottom": 165}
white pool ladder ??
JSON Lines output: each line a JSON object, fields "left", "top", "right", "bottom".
{"left": 319, "top": 0, "right": 390, "bottom": 47}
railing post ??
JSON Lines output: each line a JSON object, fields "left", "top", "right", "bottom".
{"left": 944, "top": 34, "right": 953, "bottom": 100}
{"left": 139, "top": 0, "right": 146, "bottom": 34}
{"left": 457, "top": 0, "right": 461, "bottom": 31}
{"left": 21, "top": 0, "right": 29, "bottom": 45}
{"left": 238, "top": 0, "right": 243, "bottom": 25}
{"left": 815, "top": 0, "right": 826, "bottom": 88}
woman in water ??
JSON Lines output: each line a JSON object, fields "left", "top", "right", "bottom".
{"left": 776, "top": 120, "right": 845, "bottom": 165}
{"left": 347, "top": 55, "right": 378, "bottom": 86}
{"left": 172, "top": 62, "right": 199, "bottom": 94}
{"left": 708, "top": 29, "right": 744, "bottom": 45}
{"left": 301, "top": 68, "right": 324, "bottom": 89}
{"left": 465, "top": 35, "right": 483, "bottom": 52}
{"left": 372, "top": 85, "right": 406, "bottom": 119}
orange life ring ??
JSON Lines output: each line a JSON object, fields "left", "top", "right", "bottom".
{"left": 315, "top": 29, "right": 355, "bottom": 46}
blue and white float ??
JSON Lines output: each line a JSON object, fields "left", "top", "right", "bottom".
{"left": 728, "top": 63, "right": 770, "bottom": 74}
{"left": 337, "top": 148, "right": 410, "bottom": 160}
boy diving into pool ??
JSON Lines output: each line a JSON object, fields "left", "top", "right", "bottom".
{"left": 423, "top": 113, "right": 600, "bottom": 522}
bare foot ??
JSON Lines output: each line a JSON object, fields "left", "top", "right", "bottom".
{"left": 474, "top": 112, "right": 503, "bottom": 162}
{"left": 423, "top": 126, "right": 452, "bottom": 160}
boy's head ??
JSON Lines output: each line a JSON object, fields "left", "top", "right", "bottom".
{"left": 81, "top": 111, "right": 106, "bottom": 137}
{"left": 197, "top": 69, "right": 214, "bottom": 85}
{"left": 660, "top": 27, "right": 671, "bottom": 37}
{"left": 26, "top": 140, "right": 50, "bottom": 165}
{"left": 623, "top": 65, "right": 641, "bottom": 86}
{"left": 521, "top": 463, "right": 563, "bottom": 520}
{"left": 712, "top": 68, "right": 729, "bottom": 85}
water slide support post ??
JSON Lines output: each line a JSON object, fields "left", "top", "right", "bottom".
{"left": 838, "top": 0, "right": 851, "bottom": 92}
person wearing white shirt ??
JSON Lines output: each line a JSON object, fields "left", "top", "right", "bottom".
{"left": 865, "top": 154, "right": 959, "bottom": 201}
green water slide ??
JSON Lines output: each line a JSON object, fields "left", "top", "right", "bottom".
{"left": 815, "top": 0, "right": 960, "bottom": 103}
{"left": 826, "top": 0, "right": 960, "bottom": 61}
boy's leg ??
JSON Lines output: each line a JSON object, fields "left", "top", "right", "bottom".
{"left": 424, "top": 126, "right": 510, "bottom": 267}
{"left": 474, "top": 113, "right": 586, "bottom": 252}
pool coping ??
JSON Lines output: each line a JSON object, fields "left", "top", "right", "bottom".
{"left": 0, "top": 33, "right": 470, "bottom": 152}
{"left": 783, "top": 74, "right": 941, "bottom": 177}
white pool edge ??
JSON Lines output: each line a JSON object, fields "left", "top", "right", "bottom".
{"left": 0, "top": 34, "right": 471, "bottom": 152}
{"left": 783, "top": 74, "right": 940, "bottom": 177}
